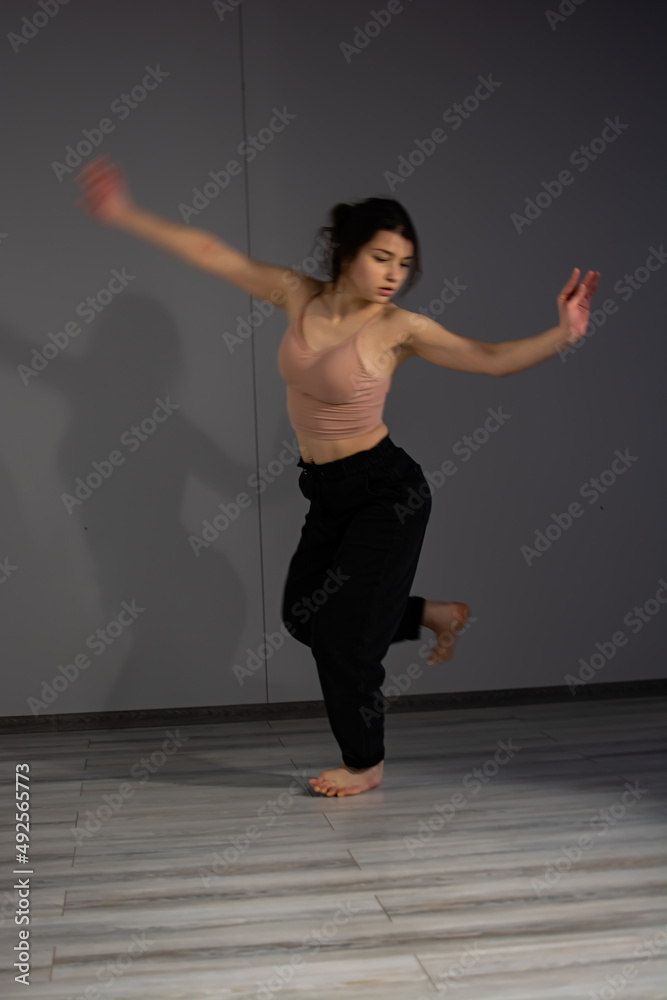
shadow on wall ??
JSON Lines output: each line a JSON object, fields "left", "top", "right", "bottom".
{"left": 0, "top": 293, "right": 271, "bottom": 711}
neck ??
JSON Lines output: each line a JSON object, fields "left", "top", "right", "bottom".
{"left": 321, "top": 281, "right": 384, "bottom": 322}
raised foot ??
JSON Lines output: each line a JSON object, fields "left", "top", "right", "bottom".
{"left": 422, "top": 600, "right": 470, "bottom": 664}
{"left": 309, "top": 761, "right": 384, "bottom": 797}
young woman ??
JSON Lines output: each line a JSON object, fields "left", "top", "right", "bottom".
{"left": 74, "top": 155, "right": 599, "bottom": 797}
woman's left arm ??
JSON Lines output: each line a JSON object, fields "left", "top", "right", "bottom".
{"left": 402, "top": 268, "right": 600, "bottom": 377}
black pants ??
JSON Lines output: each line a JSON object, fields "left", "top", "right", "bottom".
{"left": 280, "top": 433, "right": 432, "bottom": 769}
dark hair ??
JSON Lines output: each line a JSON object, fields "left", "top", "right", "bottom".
{"left": 316, "top": 197, "right": 421, "bottom": 297}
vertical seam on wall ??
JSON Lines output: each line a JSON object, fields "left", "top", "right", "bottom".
{"left": 237, "top": 5, "right": 269, "bottom": 703}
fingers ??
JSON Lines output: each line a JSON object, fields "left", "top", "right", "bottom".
{"left": 557, "top": 267, "right": 580, "bottom": 299}
{"left": 74, "top": 155, "right": 124, "bottom": 219}
{"left": 75, "top": 155, "right": 120, "bottom": 193}
{"left": 79, "top": 167, "right": 119, "bottom": 193}
{"left": 576, "top": 270, "right": 600, "bottom": 299}
{"left": 75, "top": 156, "right": 103, "bottom": 187}
{"left": 574, "top": 271, "right": 593, "bottom": 298}
{"left": 559, "top": 268, "right": 600, "bottom": 302}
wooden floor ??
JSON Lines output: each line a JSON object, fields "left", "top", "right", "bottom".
{"left": 1, "top": 696, "right": 666, "bottom": 999}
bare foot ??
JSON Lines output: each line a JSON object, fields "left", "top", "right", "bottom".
{"left": 309, "top": 761, "right": 384, "bottom": 797}
{"left": 422, "top": 600, "right": 470, "bottom": 664}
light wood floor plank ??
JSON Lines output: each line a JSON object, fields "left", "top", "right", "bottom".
{"left": 1, "top": 696, "right": 665, "bottom": 1000}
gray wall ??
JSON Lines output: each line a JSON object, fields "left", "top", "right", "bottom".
{"left": 1, "top": 0, "right": 665, "bottom": 719}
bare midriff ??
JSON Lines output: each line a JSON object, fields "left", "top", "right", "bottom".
{"left": 296, "top": 422, "right": 391, "bottom": 465}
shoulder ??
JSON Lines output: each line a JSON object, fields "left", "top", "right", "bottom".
{"left": 363, "top": 303, "right": 417, "bottom": 371}
{"left": 283, "top": 276, "right": 326, "bottom": 323}
{"left": 383, "top": 304, "right": 422, "bottom": 356}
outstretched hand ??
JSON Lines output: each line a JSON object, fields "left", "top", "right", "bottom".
{"left": 557, "top": 268, "right": 600, "bottom": 343}
{"left": 74, "top": 154, "right": 135, "bottom": 225}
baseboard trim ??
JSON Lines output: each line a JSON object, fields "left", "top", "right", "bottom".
{"left": 1, "top": 678, "right": 665, "bottom": 734}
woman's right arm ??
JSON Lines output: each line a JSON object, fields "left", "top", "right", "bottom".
{"left": 74, "top": 155, "right": 306, "bottom": 306}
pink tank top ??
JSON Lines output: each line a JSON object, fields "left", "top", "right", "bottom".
{"left": 277, "top": 292, "right": 392, "bottom": 439}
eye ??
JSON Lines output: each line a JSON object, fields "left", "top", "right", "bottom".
{"left": 374, "top": 256, "right": 410, "bottom": 268}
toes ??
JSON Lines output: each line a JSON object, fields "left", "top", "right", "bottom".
{"left": 310, "top": 775, "right": 330, "bottom": 790}
{"left": 311, "top": 777, "right": 338, "bottom": 796}
{"left": 310, "top": 769, "right": 369, "bottom": 797}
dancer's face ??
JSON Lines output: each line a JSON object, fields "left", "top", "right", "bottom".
{"left": 341, "top": 229, "right": 413, "bottom": 302}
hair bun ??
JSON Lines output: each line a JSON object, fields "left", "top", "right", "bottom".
{"left": 331, "top": 202, "right": 353, "bottom": 229}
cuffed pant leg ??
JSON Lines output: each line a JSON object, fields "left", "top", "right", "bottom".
{"left": 390, "top": 596, "right": 426, "bottom": 643}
